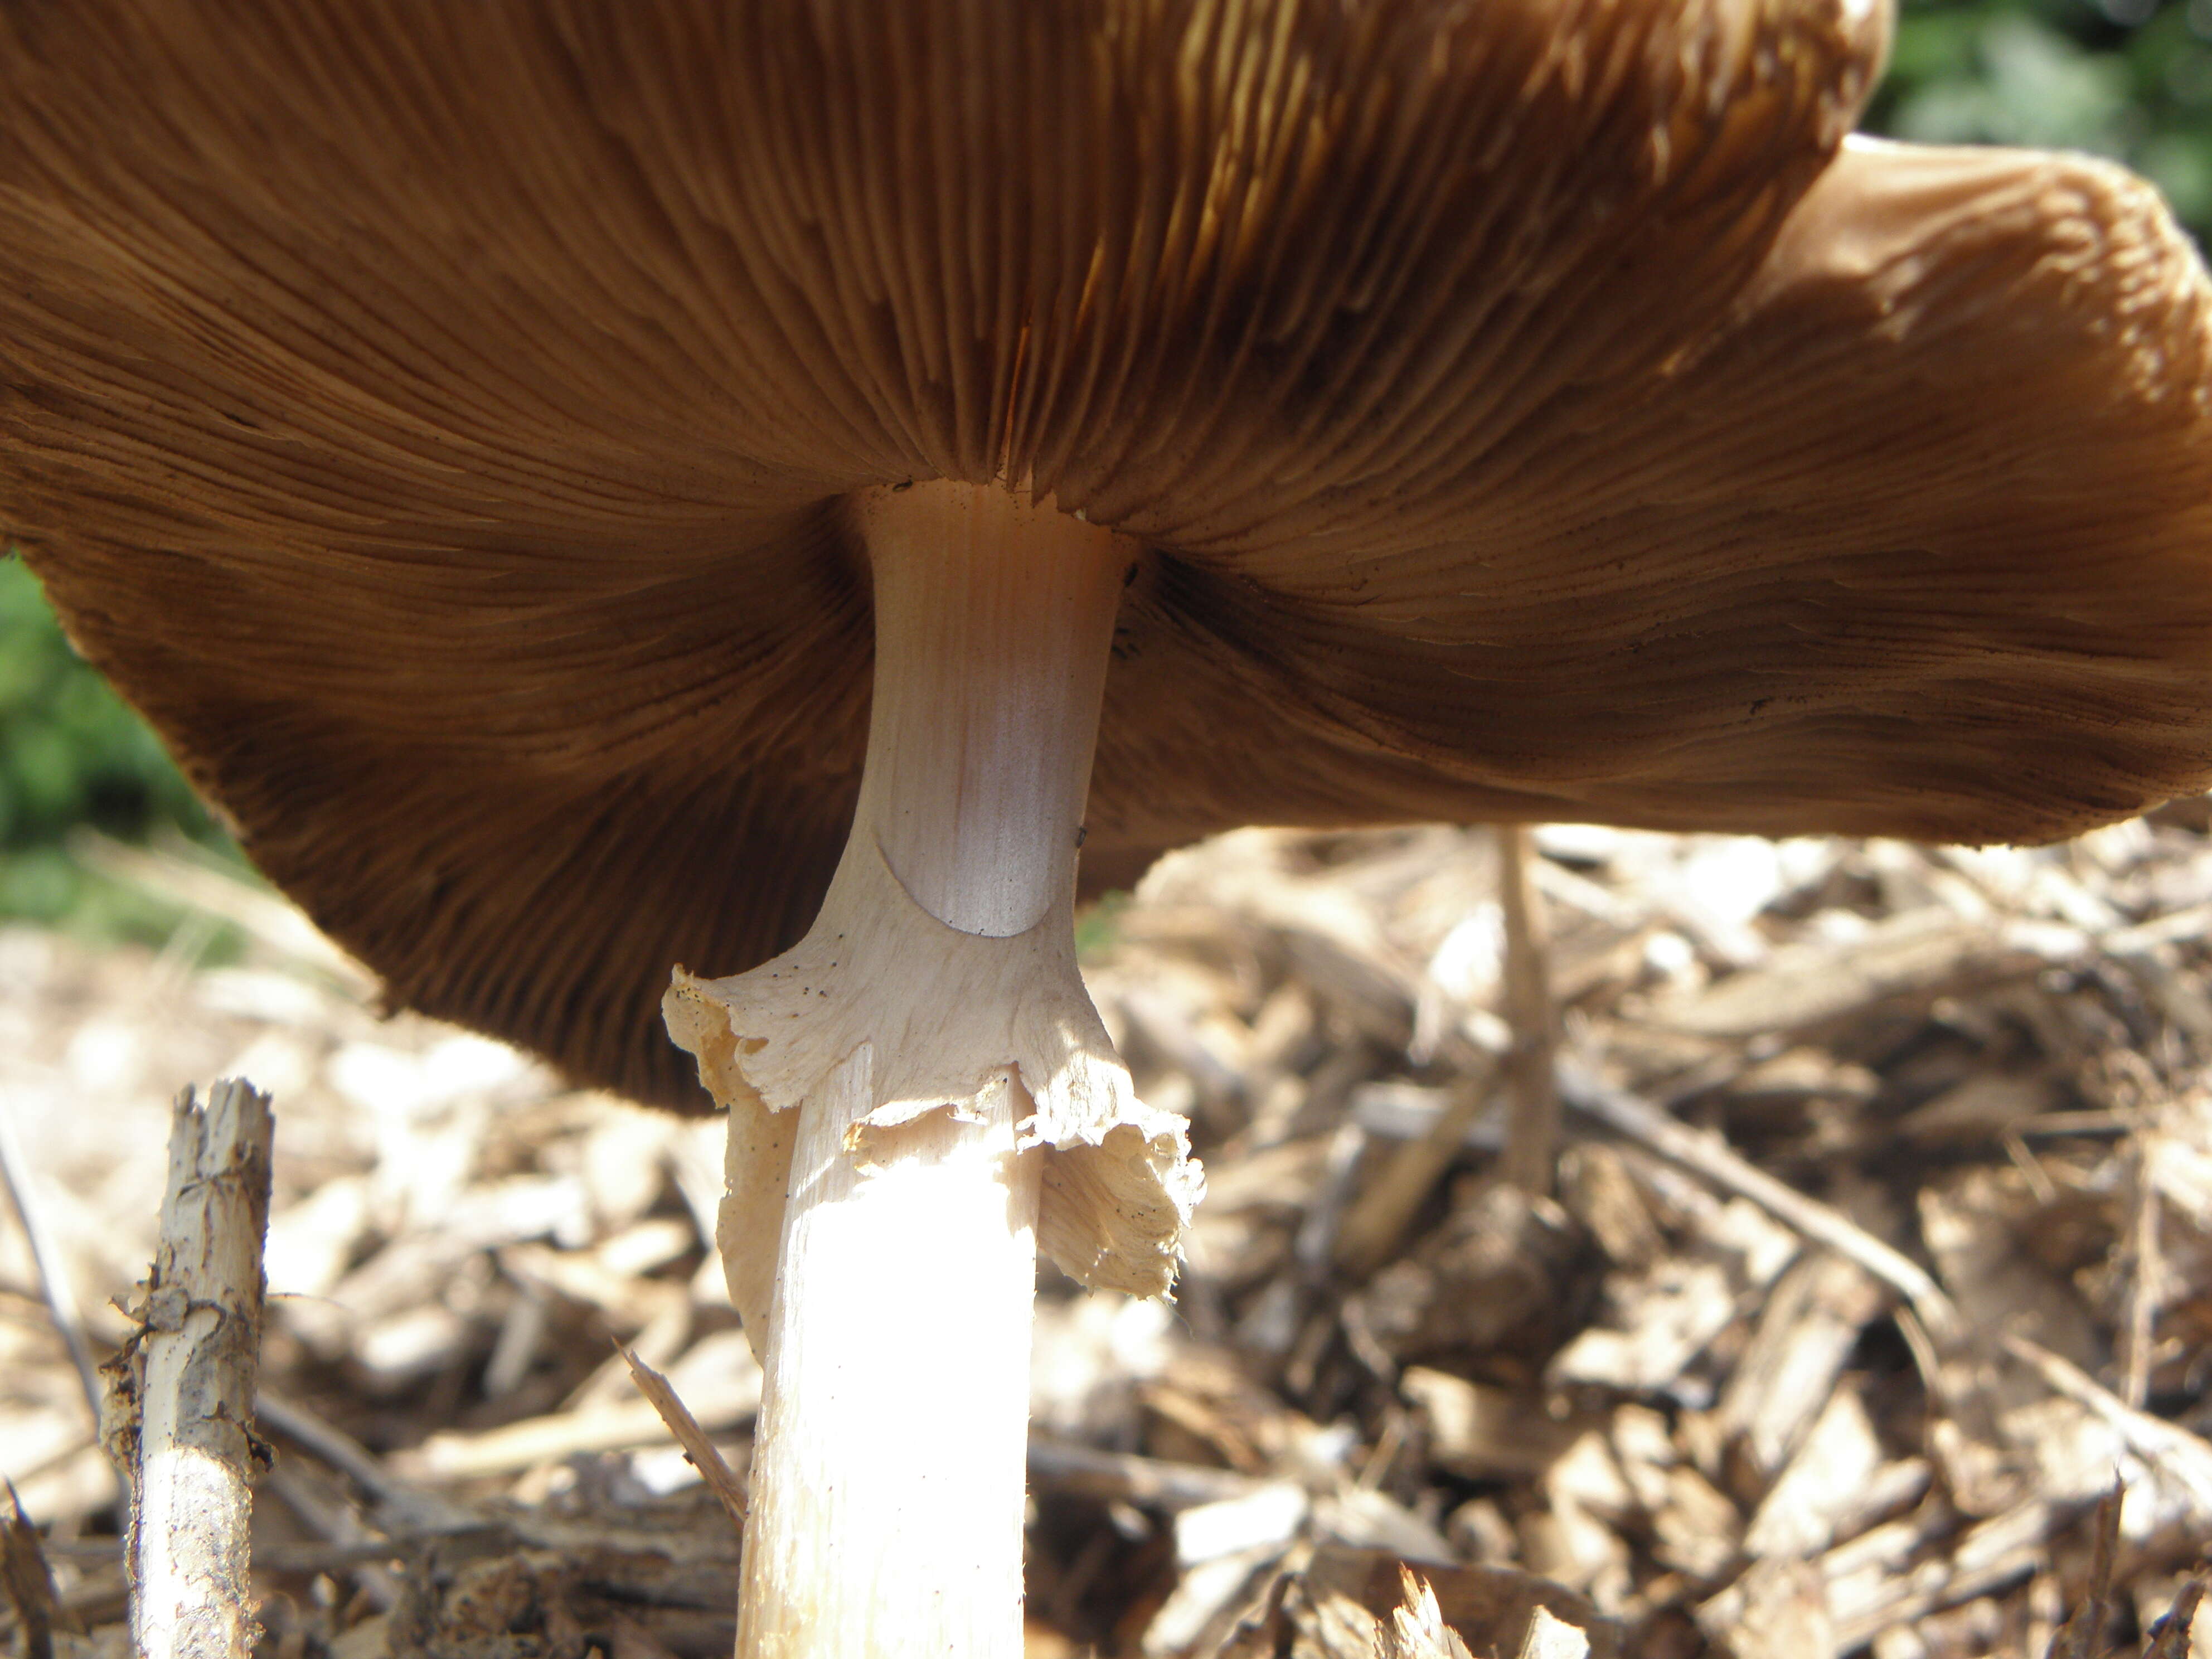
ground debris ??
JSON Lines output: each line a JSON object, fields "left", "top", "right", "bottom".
{"left": 6, "top": 817, "right": 2212, "bottom": 1653}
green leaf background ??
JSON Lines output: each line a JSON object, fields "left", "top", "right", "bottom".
{"left": 0, "top": 556, "right": 237, "bottom": 937}
{"left": 1876, "top": 0, "right": 2212, "bottom": 230}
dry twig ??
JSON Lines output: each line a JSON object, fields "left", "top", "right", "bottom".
{"left": 621, "top": 1344, "right": 748, "bottom": 1527}
{"left": 1, "top": 1484, "right": 64, "bottom": 1659}
{"left": 2001, "top": 1336, "right": 2212, "bottom": 1515}
{"left": 2145, "top": 1579, "right": 2205, "bottom": 1659}
{"left": 2045, "top": 1486, "right": 2122, "bottom": 1659}
{"left": 1559, "top": 1058, "right": 1966, "bottom": 1347}
{"left": 105, "top": 1080, "right": 274, "bottom": 1659}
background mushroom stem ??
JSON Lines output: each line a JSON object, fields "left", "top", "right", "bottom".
{"left": 1496, "top": 824, "right": 1560, "bottom": 1196}
{"left": 730, "top": 481, "right": 1135, "bottom": 1658}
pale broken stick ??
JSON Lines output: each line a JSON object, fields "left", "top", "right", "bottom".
{"left": 620, "top": 1345, "right": 748, "bottom": 1528}
{"left": 102, "top": 1081, "right": 274, "bottom": 1659}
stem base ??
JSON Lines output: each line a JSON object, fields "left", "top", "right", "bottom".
{"left": 738, "top": 1048, "right": 1040, "bottom": 1658}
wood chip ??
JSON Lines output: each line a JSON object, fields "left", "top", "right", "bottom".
{"left": 1399, "top": 1368, "right": 1576, "bottom": 1482}
{"left": 1642, "top": 908, "right": 2048, "bottom": 1040}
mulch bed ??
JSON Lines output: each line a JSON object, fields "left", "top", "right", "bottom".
{"left": 2, "top": 815, "right": 2209, "bottom": 1656}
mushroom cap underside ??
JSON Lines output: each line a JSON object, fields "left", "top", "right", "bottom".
{"left": 6, "top": 1, "right": 2212, "bottom": 1107}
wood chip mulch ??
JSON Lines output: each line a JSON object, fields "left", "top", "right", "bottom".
{"left": 2, "top": 814, "right": 2210, "bottom": 1657}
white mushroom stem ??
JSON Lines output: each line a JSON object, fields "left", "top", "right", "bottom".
{"left": 856, "top": 483, "right": 1127, "bottom": 940}
{"left": 731, "top": 482, "right": 1133, "bottom": 1658}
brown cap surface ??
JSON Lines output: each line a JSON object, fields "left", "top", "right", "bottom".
{"left": 5, "top": 1, "right": 2211, "bottom": 1108}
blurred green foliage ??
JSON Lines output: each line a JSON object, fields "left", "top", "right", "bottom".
{"left": 0, "top": 1, "right": 2205, "bottom": 932}
{"left": 0, "top": 552, "right": 239, "bottom": 935}
{"left": 1871, "top": 0, "right": 2212, "bottom": 235}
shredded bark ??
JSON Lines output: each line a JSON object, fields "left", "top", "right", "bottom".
{"left": 6, "top": 816, "right": 2212, "bottom": 1654}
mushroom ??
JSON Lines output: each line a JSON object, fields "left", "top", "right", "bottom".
{"left": 6, "top": 2, "right": 2212, "bottom": 1653}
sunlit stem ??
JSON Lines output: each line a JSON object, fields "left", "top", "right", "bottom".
{"left": 734, "top": 481, "right": 1131, "bottom": 1659}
